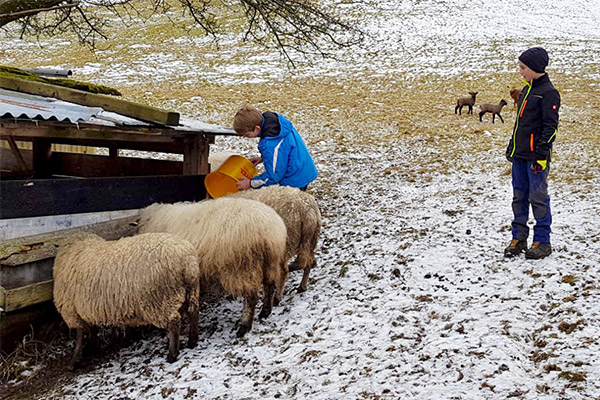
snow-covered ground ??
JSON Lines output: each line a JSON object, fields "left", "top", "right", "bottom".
{"left": 2, "top": 0, "right": 600, "bottom": 399}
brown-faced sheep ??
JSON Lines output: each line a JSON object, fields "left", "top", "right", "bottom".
{"left": 139, "top": 197, "right": 286, "bottom": 337}
{"left": 479, "top": 99, "right": 508, "bottom": 123}
{"left": 455, "top": 91, "right": 478, "bottom": 115}
{"left": 53, "top": 233, "right": 200, "bottom": 369}
{"left": 229, "top": 186, "right": 321, "bottom": 303}
{"left": 509, "top": 86, "right": 521, "bottom": 108}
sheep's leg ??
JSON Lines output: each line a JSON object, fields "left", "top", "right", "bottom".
{"left": 88, "top": 326, "right": 100, "bottom": 355}
{"left": 237, "top": 292, "right": 258, "bottom": 337}
{"left": 68, "top": 326, "right": 87, "bottom": 370}
{"left": 468, "top": 105, "right": 473, "bottom": 114}
{"left": 288, "top": 256, "right": 302, "bottom": 272}
{"left": 492, "top": 113, "right": 495, "bottom": 124}
{"left": 259, "top": 280, "right": 277, "bottom": 319}
{"left": 498, "top": 113, "right": 504, "bottom": 123}
{"left": 298, "top": 260, "right": 316, "bottom": 293}
{"left": 166, "top": 319, "right": 181, "bottom": 363}
{"left": 187, "top": 300, "right": 199, "bottom": 348}
{"left": 454, "top": 104, "right": 460, "bottom": 115}
{"left": 479, "top": 111, "right": 484, "bottom": 122}
{"left": 273, "top": 262, "right": 289, "bottom": 306}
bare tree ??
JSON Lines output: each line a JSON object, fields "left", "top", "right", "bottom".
{"left": 0, "top": 0, "right": 364, "bottom": 65}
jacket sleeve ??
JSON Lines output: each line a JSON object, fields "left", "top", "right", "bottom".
{"left": 536, "top": 90, "right": 560, "bottom": 160}
{"left": 250, "top": 138, "right": 291, "bottom": 188}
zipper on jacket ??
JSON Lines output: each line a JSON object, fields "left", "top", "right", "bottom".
{"left": 510, "top": 80, "right": 533, "bottom": 158}
{"left": 530, "top": 133, "right": 534, "bottom": 152}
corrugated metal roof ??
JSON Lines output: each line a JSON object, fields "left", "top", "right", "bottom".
{"left": 0, "top": 88, "right": 103, "bottom": 123}
{"left": 0, "top": 87, "right": 236, "bottom": 135}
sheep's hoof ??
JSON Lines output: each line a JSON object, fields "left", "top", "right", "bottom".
{"left": 166, "top": 353, "right": 178, "bottom": 363}
{"left": 187, "top": 338, "right": 198, "bottom": 349}
{"left": 258, "top": 309, "right": 271, "bottom": 320}
{"left": 296, "top": 285, "right": 307, "bottom": 293}
{"left": 273, "top": 296, "right": 282, "bottom": 307}
{"left": 236, "top": 325, "right": 250, "bottom": 338}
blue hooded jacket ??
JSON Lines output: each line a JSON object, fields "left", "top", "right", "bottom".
{"left": 250, "top": 112, "right": 318, "bottom": 189}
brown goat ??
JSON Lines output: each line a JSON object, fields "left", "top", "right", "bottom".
{"left": 455, "top": 91, "right": 478, "bottom": 115}
{"left": 509, "top": 86, "right": 521, "bottom": 108}
{"left": 479, "top": 99, "right": 508, "bottom": 124}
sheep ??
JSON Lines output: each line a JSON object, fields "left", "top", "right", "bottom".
{"left": 53, "top": 232, "right": 200, "bottom": 369}
{"left": 229, "top": 186, "right": 321, "bottom": 303}
{"left": 208, "top": 151, "right": 235, "bottom": 171}
{"left": 509, "top": 86, "right": 521, "bottom": 108}
{"left": 455, "top": 91, "right": 478, "bottom": 115}
{"left": 479, "top": 99, "right": 508, "bottom": 124}
{"left": 139, "top": 197, "right": 287, "bottom": 337}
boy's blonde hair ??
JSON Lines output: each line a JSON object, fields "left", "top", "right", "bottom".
{"left": 233, "top": 105, "right": 262, "bottom": 135}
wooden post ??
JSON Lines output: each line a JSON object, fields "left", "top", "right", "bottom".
{"left": 109, "top": 147, "right": 119, "bottom": 158}
{"left": 183, "top": 134, "right": 209, "bottom": 175}
{"left": 32, "top": 138, "right": 52, "bottom": 178}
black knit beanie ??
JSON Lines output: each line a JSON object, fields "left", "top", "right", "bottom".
{"left": 519, "top": 47, "right": 549, "bottom": 73}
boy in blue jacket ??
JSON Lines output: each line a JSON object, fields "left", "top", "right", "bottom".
{"left": 504, "top": 47, "right": 560, "bottom": 260}
{"left": 233, "top": 105, "right": 318, "bottom": 191}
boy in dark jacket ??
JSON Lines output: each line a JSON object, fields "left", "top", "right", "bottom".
{"left": 504, "top": 47, "right": 560, "bottom": 260}
{"left": 233, "top": 105, "right": 318, "bottom": 191}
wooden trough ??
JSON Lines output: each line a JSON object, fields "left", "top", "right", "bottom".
{"left": 0, "top": 71, "right": 236, "bottom": 352}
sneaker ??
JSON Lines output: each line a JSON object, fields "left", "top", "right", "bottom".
{"left": 525, "top": 242, "right": 552, "bottom": 259}
{"left": 504, "top": 239, "right": 527, "bottom": 257}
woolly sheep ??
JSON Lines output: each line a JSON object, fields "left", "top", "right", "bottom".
{"left": 208, "top": 151, "right": 235, "bottom": 171}
{"left": 139, "top": 197, "right": 287, "bottom": 337}
{"left": 53, "top": 232, "right": 200, "bottom": 369}
{"left": 479, "top": 99, "right": 508, "bottom": 123}
{"left": 455, "top": 91, "right": 478, "bottom": 115}
{"left": 229, "top": 186, "right": 321, "bottom": 303}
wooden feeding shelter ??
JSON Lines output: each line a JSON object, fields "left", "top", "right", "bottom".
{"left": 0, "top": 69, "right": 236, "bottom": 351}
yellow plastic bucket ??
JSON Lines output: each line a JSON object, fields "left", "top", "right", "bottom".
{"left": 204, "top": 155, "right": 258, "bottom": 198}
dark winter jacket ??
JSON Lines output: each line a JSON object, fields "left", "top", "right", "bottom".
{"left": 506, "top": 74, "right": 560, "bottom": 161}
{"left": 250, "top": 112, "right": 318, "bottom": 189}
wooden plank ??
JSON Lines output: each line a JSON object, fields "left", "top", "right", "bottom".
{"left": 0, "top": 121, "right": 182, "bottom": 143}
{"left": 49, "top": 152, "right": 183, "bottom": 177}
{"left": 2, "top": 137, "right": 184, "bottom": 154}
{"left": 0, "top": 76, "right": 180, "bottom": 126}
{"left": 0, "top": 280, "right": 54, "bottom": 312}
{"left": 0, "top": 175, "right": 206, "bottom": 219}
{"left": 183, "top": 134, "right": 209, "bottom": 175}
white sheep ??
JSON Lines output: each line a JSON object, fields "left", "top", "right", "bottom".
{"left": 229, "top": 186, "right": 321, "bottom": 303}
{"left": 139, "top": 197, "right": 287, "bottom": 337}
{"left": 53, "top": 232, "right": 200, "bottom": 368}
{"left": 208, "top": 151, "right": 235, "bottom": 171}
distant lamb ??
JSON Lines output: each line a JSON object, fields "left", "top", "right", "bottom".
{"left": 455, "top": 91, "right": 478, "bottom": 115}
{"left": 479, "top": 99, "right": 508, "bottom": 123}
{"left": 53, "top": 233, "right": 200, "bottom": 369}
{"left": 229, "top": 186, "right": 321, "bottom": 304}
{"left": 509, "top": 86, "right": 521, "bottom": 108}
{"left": 139, "top": 197, "right": 287, "bottom": 337}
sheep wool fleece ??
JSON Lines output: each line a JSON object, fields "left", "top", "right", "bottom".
{"left": 250, "top": 112, "right": 318, "bottom": 189}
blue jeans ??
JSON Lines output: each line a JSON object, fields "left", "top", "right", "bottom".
{"left": 511, "top": 159, "right": 552, "bottom": 243}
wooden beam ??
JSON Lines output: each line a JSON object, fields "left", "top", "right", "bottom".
{"left": 0, "top": 76, "right": 180, "bottom": 126}
{"left": 5, "top": 136, "right": 29, "bottom": 172}
{"left": 49, "top": 152, "right": 183, "bottom": 177}
{"left": 1, "top": 175, "right": 206, "bottom": 219}
{"left": 0, "top": 280, "right": 54, "bottom": 312}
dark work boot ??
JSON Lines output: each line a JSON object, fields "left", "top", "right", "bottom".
{"left": 504, "top": 239, "right": 527, "bottom": 257}
{"left": 525, "top": 242, "right": 552, "bottom": 259}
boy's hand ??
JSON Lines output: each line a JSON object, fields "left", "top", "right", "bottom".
{"left": 236, "top": 178, "right": 251, "bottom": 191}
{"left": 249, "top": 157, "right": 262, "bottom": 166}
{"left": 532, "top": 160, "right": 547, "bottom": 173}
